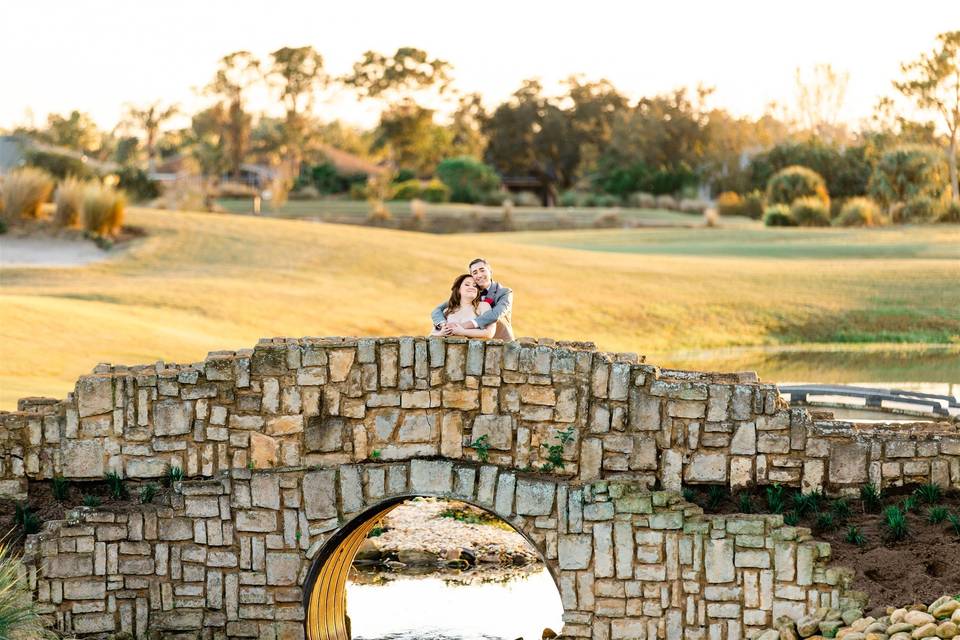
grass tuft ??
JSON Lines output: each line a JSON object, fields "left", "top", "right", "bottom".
{"left": 765, "top": 483, "right": 786, "bottom": 514}
{"left": 81, "top": 182, "right": 126, "bottom": 236}
{"left": 928, "top": 506, "right": 949, "bottom": 524}
{"left": 138, "top": 483, "right": 158, "bottom": 504}
{"left": 104, "top": 470, "right": 126, "bottom": 499}
{"left": 844, "top": 525, "right": 866, "bottom": 546}
{"left": 914, "top": 483, "right": 942, "bottom": 505}
{"left": 883, "top": 505, "right": 909, "bottom": 541}
{"left": 52, "top": 476, "right": 69, "bottom": 502}
{"left": 0, "top": 541, "right": 56, "bottom": 638}
{"left": 0, "top": 167, "right": 53, "bottom": 219}
{"left": 83, "top": 495, "right": 101, "bottom": 508}
{"left": 53, "top": 176, "right": 85, "bottom": 227}
{"left": 859, "top": 483, "right": 883, "bottom": 513}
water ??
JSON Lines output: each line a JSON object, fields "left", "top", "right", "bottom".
{"left": 347, "top": 568, "right": 563, "bottom": 640}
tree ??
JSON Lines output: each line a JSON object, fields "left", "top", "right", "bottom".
{"left": 893, "top": 30, "right": 960, "bottom": 201}
{"left": 794, "top": 63, "right": 850, "bottom": 143}
{"left": 123, "top": 101, "right": 179, "bottom": 171}
{"left": 205, "top": 51, "right": 261, "bottom": 178}
{"left": 483, "top": 80, "right": 580, "bottom": 203}
{"left": 565, "top": 76, "right": 628, "bottom": 172}
{"left": 373, "top": 100, "right": 453, "bottom": 175}
{"left": 42, "top": 110, "right": 102, "bottom": 155}
{"left": 188, "top": 104, "right": 229, "bottom": 177}
{"left": 342, "top": 47, "right": 452, "bottom": 100}
{"left": 268, "top": 46, "right": 326, "bottom": 174}
{"left": 448, "top": 92, "right": 487, "bottom": 159}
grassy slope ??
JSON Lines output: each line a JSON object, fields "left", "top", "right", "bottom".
{"left": 1, "top": 209, "right": 958, "bottom": 408}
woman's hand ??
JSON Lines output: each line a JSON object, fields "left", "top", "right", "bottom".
{"left": 440, "top": 322, "right": 457, "bottom": 336}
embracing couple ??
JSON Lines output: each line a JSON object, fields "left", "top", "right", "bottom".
{"left": 430, "top": 258, "right": 514, "bottom": 340}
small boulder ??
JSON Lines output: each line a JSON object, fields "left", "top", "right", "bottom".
{"left": 757, "top": 630, "right": 781, "bottom": 640}
{"left": 905, "top": 613, "right": 936, "bottom": 628}
{"left": 799, "top": 616, "right": 823, "bottom": 637}
{"left": 820, "top": 621, "right": 844, "bottom": 637}
{"left": 542, "top": 629, "right": 558, "bottom": 639}
{"left": 912, "top": 623, "right": 938, "bottom": 640}
{"left": 935, "top": 622, "right": 958, "bottom": 639}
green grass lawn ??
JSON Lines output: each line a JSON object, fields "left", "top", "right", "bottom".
{"left": 1, "top": 211, "right": 958, "bottom": 408}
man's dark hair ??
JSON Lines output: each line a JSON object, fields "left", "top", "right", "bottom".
{"left": 468, "top": 258, "right": 489, "bottom": 270}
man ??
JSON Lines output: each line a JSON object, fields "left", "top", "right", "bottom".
{"left": 432, "top": 258, "right": 514, "bottom": 339}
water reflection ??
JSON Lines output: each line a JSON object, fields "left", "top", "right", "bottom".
{"left": 347, "top": 568, "right": 563, "bottom": 640}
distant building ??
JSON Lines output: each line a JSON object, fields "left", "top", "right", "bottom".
{"left": 0, "top": 134, "right": 119, "bottom": 176}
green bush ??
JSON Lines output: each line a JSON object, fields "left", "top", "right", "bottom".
{"left": 513, "top": 191, "right": 541, "bottom": 207}
{"left": 420, "top": 179, "right": 450, "bottom": 203}
{"left": 790, "top": 196, "right": 831, "bottom": 227}
{"left": 1, "top": 167, "right": 54, "bottom": 219}
{"left": 894, "top": 196, "right": 938, "bottom": 223}
{"left": 348, "top": 182, "right": 367, "bottom": 200}
{"left": 627, "top": 192, "right": 656, "bottom": 209}
{"left": 868, "top": 145, "right": 947, "bottom": 207}
{"left": 834, "top": 197, "right": 885, "bottom": 227}
{"left": 52, "top": 476, "right": 69, "bottom": 502}
{"left": 928, "top": 506, "right": 949, "bottom": 524}
{"left": 766, "top": 165, "right": 830, "bottom": 208}
{"left": 716, "top": 191, "right": 743, "bottom": 217}
{"left": 762, "top": 204, "right": 795, "bottom": 227}
{"left": 390, "top": 179, "right": 421, "bottom": 201}
{"left": 594, "top": 194, "right": 621, "bottom": 208}
{"left": 54, "top": 177, "right": 86, "bottom": 227}
{"left": 914, "top": 483, "right": 942, "bottom": 505}
{"left": 104, "top": 470, "right": 126, "bottom": 499}
{"left": 747, "top": 140, "right": 872, "bottom": 199}
{"left": 883, "top": 505, "right": 909, "bottom": 541}
{"left": 83, "top": 494, "right": 101, "bottom": 508}
{"left": 741, "top": 190, "right": 765, "bottom": 219}
{"left": 116, "top": 166, "right": 160, "bottom": 202}
{"left": 559, "top": 190, "right": 580, "bottom": 207}
{"left": 655, "top": 194, "right": 678, "bottom": 210}
{"left": 938, "top": 199, "right": 960, "bottom": 223}
{"left": 25, "top": 148, "right": 97, "bottom": 180}
{"left": 394, "top": 168, "right": 416, "bottom": 183}
{"left": 139, "top": 483, "right": 158, "bottom": 504}
{"left": 436, "top": 156, "right": 501, "bottom": 204}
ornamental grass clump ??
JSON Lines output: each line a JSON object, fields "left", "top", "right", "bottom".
{"left": 0, "top": 167, "right": 53, "bottom": 220}
{"left": 834, "top": 197, "right": 886, "bottom": 227}
{"left": 83, "top": 495, "right": 101, "bottom": 508}
{"left": 0, "top": 541, "right": 55, "bottom": 639}
{"left": 790, "top": 196, "right": 831, "bottom": 227}
{"left": 81, "top": 182, "right": 126, "bottom": 236}
{"left": 860, "top": 483, "right": 883, "bottom": 513}
{"left": 928, "top": 506, "right": 949, "bottom": 524}
{"left": 104, "top": 470, "right": 126, "bottom": 499}
{"left": 765, "top": 483, "right": 786, "bottom": 514}
{"left": 706, "top": 485, "right": 727, "bottom": 510}
{"left": 163, "top": 464, "right": 184, "bottom": 488}
{"left": 51, "top": 476, "right": 69, "bottom": 502}
{"left": 53, "top": 176, "right": 86, "bottom": 227}
{"left": 737, "top": 493, "right": 754, "bottom": 513}
{"left": 845, "top": 525, "right": 865, "bottom": 546}
{"left": 138, "top": 483, "right": 158, "bottom": 505}
{"left": 884, "top": 505, "right": 909, "bottom": 541}
{"left": 914, "top": 483, "right": 942, "bottom": 505}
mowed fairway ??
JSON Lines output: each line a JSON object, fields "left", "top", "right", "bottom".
{"left": 1, "top": 209, "right": 959, "bottom": 408}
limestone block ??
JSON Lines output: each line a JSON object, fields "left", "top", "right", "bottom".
{"left": 446, "top": 343, "right": 467, "bottom": 381}
{"left": 249, "top": 433, "right": 279, "bottom": 469}
{"left": 73, "top": 613, "right": 116, "bottom": 633}
{"left": 520, "top": 385, "right": 556, "bottom": 406}
{"left": 684, "top": 452, "right": 728, "bottom": 483}
{"left": 235, "top": 511, "right": 277, "bottom": 533}
{"left": 730, "top": 423, "right": 757, "bottom": 455}
{"left": 185, "top": 496, "right": 221, "bottom": 518}
{"left": 63, "top": 440, "right": 105, "bottom": 478}
{"left": 515, "top": 479, "right": 556, "bottom": 516}
{"left": 471, "top": 415, "right": 514, "bottom": 450}
{"left": 829, "top": 442, "right": 869, "bottom": 485}
{"left": 730, "top": 457, "right": 754, "bottom": 488}
{"left": 125, "top": 457, "right": 167, "bottom": 478}
{"left": 757, "top": 433, "right": 790, "bottom": 454}
{"left": 668, "top": 400, "right": 706, "bottom": 419}
{"left": 440, "top": 412, "right": 463, "bottom": 458}
{"left": 265, "top": 552, "right": 301, "bottom": 586}
{"left": 410, "top": 460, "right": 453, "bottom": 495}
{"left": 707, "top": 385, "right": 731, "bottom": 422}
{"left": 265, "top": 415, "right": 304, "bottom": 436}
{"left": 494, "top": 472, "right": 516, "bottom": 515}
{"left": 340, "top": 465, "right": 364, "bottom": 513}
{"left": 732, "top": 386, "right": 754, "bottom": 420}
{"left": 397, "top": 412, "right": 437, "bottom": 442}
{"left": 328, "top": 349, "right": 355, "bottom": 383}
{"left": 251, "top": 474, "right": 281, "bottom": 510}
{"left": 558, "top": 534, "right": 592, "bottom": 570}
{"left": 77, "top": 375, "right": 114, "bottom": 417}
{"left": 442, "top": 388, "right": 479, "bottom": 410}
{"left": 230, "top": 415, "right": 265, "bottom": 430}
{"left": 629, "top": 390, "right": 661, "bottom": 430}
{"left": 400, "top": 391, "right": 431, "bottom": 409}
{"left": 154, "top": 399, "right": 192, "bottom": 436}
{"left": 705, "top": 539, "right": 735, "bottom": 583}
{"left": 47, "top": 554, "right": 94, "bottom": 578}
{"left": 159, "top": 518, "right": 194, "bottom": 541}
{"left": 579, "top": 438, "right": 603, "bottom": 481}
{"left": 305, "top": 416, "right": 345, "bottom": 453}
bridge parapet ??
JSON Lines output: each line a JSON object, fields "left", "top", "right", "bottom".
{"left": 1, "top": 336, "right": 958, "bottom": 503}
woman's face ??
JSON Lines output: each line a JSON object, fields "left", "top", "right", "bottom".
{"left": 459, "top": 276, "right": 478, "bottom": 300}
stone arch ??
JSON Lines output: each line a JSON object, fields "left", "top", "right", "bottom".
{"left": 301, "top": 491, "right": 562, "bottom": 640}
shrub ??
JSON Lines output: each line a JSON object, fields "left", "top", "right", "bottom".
{"left": 867, "top": 145, "right": 948, "bottom": 207}
{"left": 628, "top": 191, "right": 656, "bottom": 209}
{"left": 83, "top": 494, "right": 101, "bottom": 508}
{"left": 766, "top": 165, "right": 829, "bottom": 208}
{"left": 0, "top": 542, "right": 55, "bottom": 639}
{"left": 894, "top": 196, "right": 938, "bottom": 223}
{"left": 595, "top": 194, "right": 621, "bottom": 208}
{"left": 859, "top": 483, "right": 883, "bottom": 513}
{"left": 25, "top": 148, "right": 97, "bottom": 180}
{"left": 900, "top": 495, "right": 919, "bottom": 513}
{"left": 52, "top": 476, "right": 69, "bottom": 502}
{"left": 139, "top": 483, "right": 158, "bottom": 504}
{"left": 763, "top": 204, "right": 796, "bottom": 227}
{"left": 679, "top": 198, "right": 708, "bottom": 214}
{"left": 115, "top": 166, "right": 160, "bottom": 201}
{"left": 104, "top": 470, "right": 126, "bottom": 499}
{"left": 348, "top": 182, "right": 367, "bottom": 200}
{"left": 82, "top": 183, "right": 126, "bottom": 236}
{"left": 789, "top": 196, "right": 831, "bottom": 226}
{"left": 938, "top": 199, "right": 960, "bottom": 223}
{"left": 394, "top": 168, "right": 416, "bottom": 183}
{"left": 559, "top": 190, "right": 579, "bottom": 207}
{"left": 741, "top": 190, "right": 765, "bottom": 219}
{"left": 0, "top": 167, "right": 53, "bottom": 219}
{"left": 845, "top": 525, "right": 866, "bottom": 546}
{"left": 513, "top": 191, "right": 541, "bottom": 207}
{"left": 914, "top": 483, "right": 942, "bottom": 505}
{"left": 835, "top": 197, "right": 885, "bottom": 227}
{"left": 928, "top": 506, "right": 949, "bottom": 524}
{"left": 420, "top": 179, "right": 450, "bottom": 203}
{"left": 765, "top": 483, "right": 786, "bottom": 514}
{"left": 883, "top": 505, "right": 909, "bottom": 541}
{"left": 436, "top": 156, "right": 501, "bottom": 204}
{"left": 390, "top": 179, "right": 421, "bottom": 201}
{"left": 948, "top": 512, "right": 960, "bottom": 537}
{"left": 792, "top": 489, "right": 823, "bottom": 516}
{"left": 54, "top": 176, "right": 86, "bottom": 227}
{"left": 831, "top": 498, "right": 851, "bottom": 521}
{"left": 655, "top": 194, "right": 678, "bottom": 210}
{"left": 716, "top": 191, "right": 743, "bottom": 217}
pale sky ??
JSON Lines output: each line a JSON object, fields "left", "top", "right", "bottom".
{"left": 2, "top": 1, "right": 957, "bottom": 133}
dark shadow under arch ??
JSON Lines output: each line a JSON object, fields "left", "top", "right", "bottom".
{"left": 302, "top": 493, "right": 562, "bottom": 640}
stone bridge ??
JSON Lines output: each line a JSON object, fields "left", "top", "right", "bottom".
{"left": 2, "top": 336, "right": 958, "bottom": 640}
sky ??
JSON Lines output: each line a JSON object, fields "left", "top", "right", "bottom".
{"left": 2, "top": 1, "right": 957, "bottom": 133}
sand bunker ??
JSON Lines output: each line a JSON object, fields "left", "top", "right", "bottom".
{"left": 0, "top": 237, "right": 110, "bottom": 268}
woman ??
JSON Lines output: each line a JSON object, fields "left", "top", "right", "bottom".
{"left": 430, "top": 274, "right": 496, "bottom": 338}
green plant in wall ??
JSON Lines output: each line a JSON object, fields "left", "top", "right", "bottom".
{"left": 370, "top": 450, "right": 382, "bottom": 460}
{"left": 831, "top": 498, "right": 851, "bottom": 522}
{"left": 784, "top": 511, "right": 800, "bottom": 526}
{"left": 948, "top": 513, "right": 960, "bottom": 537}
{"left": 765, "top": 483, "right": 785, "bottom": 514}
{"left": 859, "top": 483, "right": 883, "bottom": 513}
{"left": 737, "top": 493, "right": 754, "bottom": 514}
{"left": 706, "top": 486, "right": 727, "bottom": 511}
{"left": 814, "top": 512, "right": 837, "bottom": 533}
{"left": 163, "top": 464, "right": 183, "bottom": 488}
{"left": 14, "top": 504, "right": 40, "bottom": 535}
{"left": 914, "top": 483, "right": 941, "bottom": 505}
{"left": 83, "top": 495, "right": 101, "bottom": 508}
{"left": 52, "top": 476, "right": 69, "bottom": 502}
{"left": 104, "top": 471, "right": 126, "bottom": 499}
{"left": 682, "top": 487, "right": 696, "bottom": 503}
{"left": 792, "top": 489, "right": 823, "bottom": 516}
{"left": 539, "top": 427, "right": 575, "bottom": 472}
{"left": 138, "top": 483, "right": 158, "bottom": 505}
{"left": 469, "top": 434, "right": 491, "bottom": 463}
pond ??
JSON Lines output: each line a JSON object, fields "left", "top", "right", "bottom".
{"left": 347, "top": 567, "right": 563, "bottom": 640}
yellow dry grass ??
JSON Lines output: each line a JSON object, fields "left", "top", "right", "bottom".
{"left": 1, "top": 208, "right": 958, "bottom": 409}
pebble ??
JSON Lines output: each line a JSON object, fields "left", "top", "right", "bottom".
{"left": 932, "top": 602, "right": 960, "bottom": 619}
{"left": 913, "top": 623, "right": 939, "bottom": 640}
{"left": 890, "top": 633, "right": 913, "bottom": 640}
{"left": 865, "top": 623, "right": 889, "bottom": 634}
{"left": 892, "top": 611, "right": 909, "bottom": 625}
{"left": 906, "top": 613, "right": 937, "bottom": 628}
{"left": 758, "top": 631, "right": 781, "bottom": 640}
{"left": 888, "top": 624, "right": 917, "bottom": 635}
{"left": 937, "top": 623, "right": 959, "bottom": 639}
{"left": 865, "top": 633, "right": 888, "bottom": 640}
{"left": 821, "top": 622, "right": 844, "bottom": 636}
{"left": 798, "top": 616, "right": 823, "bottom": 637}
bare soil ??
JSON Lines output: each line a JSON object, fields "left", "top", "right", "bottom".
{"left": 686, "top": 484, "right": 960, "bottom": 614}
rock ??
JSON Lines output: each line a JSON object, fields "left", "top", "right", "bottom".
{"left": 841, "top": 633, "right": 865, "bottom": 640}
{"left": 852, "top": 620, "right": 877, "bottom": 633}
{"left": 842, "top": 610, "right": 864, "bottom": 625}
{"left": 820, "top": 622, "right": 844, "bottom": 637}
{"left": 542, "top": 629, "right": 558, "bottom": 639}
{"left": 825, "top": 611, "right": 844, "bottom": 622}
{"left": 396, "top": 549, "right": 439, "bottom": 567}
{"left": 932, "top": 602, "right": 960, "bottom": 619}
{"left": 757, "top": 630, "right": 781, "bottom": 640}
{"left": 891, "top": 612, "right": 909, "bottom": 625}
{"left": 865, "top": 623, "right": 889, "bottom": 635}
{"left": 354, "top": 539, "right": 381, "bottom": 564}
{"left": 799, "top": 616, "right": 824, "bottom": 637}
{"left": 954, "top": 610, "right": 960, "bottom": 624}
{"left": 936, "top": 623, "right": 959, "bottom": 639}
{"left": 778, "top": 617, "right": 800, "bottom": 640}
{"left": 865, "top": 633, "right": 888, "bottom": 640}
{"left": 889, "top": 625, "right": 917, "bottom": 635}
{"left": 912, "top": 624, "right": 938, "bottom": 640}
{"left": 890, "top": 634, "right": 912, "bottom": 640}
{"left": 905, "top": 613, "right": 936, "bottom": 628}
{"left": 929, "top": 599, "right": 954, "bottom": 616}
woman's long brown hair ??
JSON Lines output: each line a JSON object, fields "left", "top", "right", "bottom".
{"left": 443, "top": 274, "right": 482, "bottom": 318}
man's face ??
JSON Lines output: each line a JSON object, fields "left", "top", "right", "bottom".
{"left": 470, "top": 261, "right": 491, "bottom": 289}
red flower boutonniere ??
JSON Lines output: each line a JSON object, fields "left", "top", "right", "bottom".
{"left": 483, "top": 297, "right": 494, "bottom": 306}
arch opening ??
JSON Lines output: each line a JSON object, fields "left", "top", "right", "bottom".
{"left": 303, "top": 495, "right": 563, "bottom": 640}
